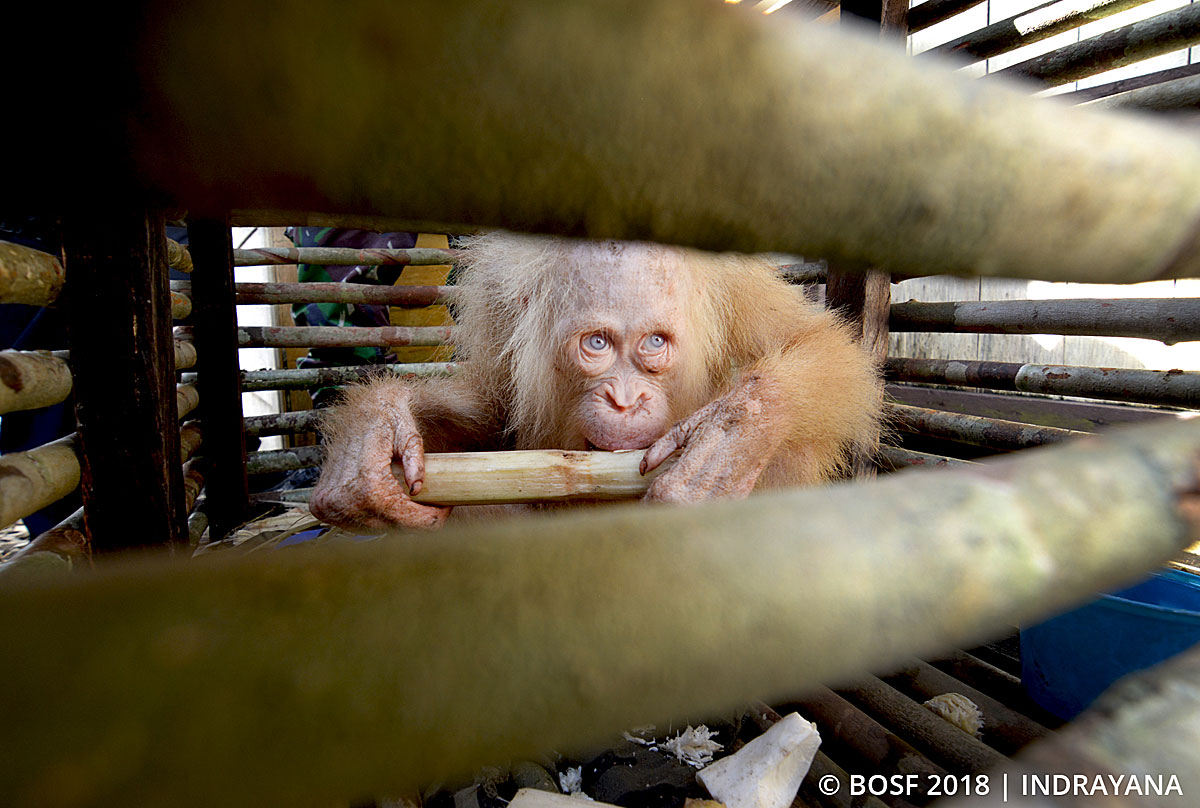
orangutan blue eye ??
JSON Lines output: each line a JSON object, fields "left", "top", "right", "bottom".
{"left": 645, "top": 334, "right": 666, "bottom": 350}
{"left": 586, "top": 334, "right": 609, "bottom": 351}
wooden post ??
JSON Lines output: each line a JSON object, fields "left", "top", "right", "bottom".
{"left": 828, "top": 0, "right": 905, "bottom": 478}
{"left": 188, "top": 217, "right": 250, "bottom": 540}
{"left": 62, "top": 209, "right": 188, "bottom": 550}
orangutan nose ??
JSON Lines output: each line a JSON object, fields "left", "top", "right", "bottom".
{"left": 604, "top": 382, "right": 648, "bottom": 412}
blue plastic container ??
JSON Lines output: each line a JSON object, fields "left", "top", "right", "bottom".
{"left": 1020, "top": 568, "right": 1200, "bottom": 720}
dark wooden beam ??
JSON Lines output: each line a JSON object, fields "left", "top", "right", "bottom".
{"left": 188, "top": 217, "right": 250, "bottom": 540}
{"left": 62, "top": 209, "right": 187, "bottom": 550}
{"left": 830, "top": 0, "right": 901, "bottom": 479}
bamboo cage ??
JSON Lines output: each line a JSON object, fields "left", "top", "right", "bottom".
{"left": 2, "top": 0, "right": 1200, "bottom": 806}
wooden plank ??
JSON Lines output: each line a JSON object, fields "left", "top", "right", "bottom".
{"left": 62, "top": 210, "right": 187, "bottom": 550}
{"left": 188, "top": 217, "right": 250, "bottom": 540}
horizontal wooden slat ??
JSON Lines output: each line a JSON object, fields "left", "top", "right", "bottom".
{"left": 927, "top": 0, "right": 1151, "bottom": 63}
{"left": 890, "top": 298, "right": 1200, "bottom": 343}
{"left": 1059, "top": 62, "right": 1200, "bottom": 103}
{"left": 887, "top": 384, "right": 1181, "bottom": 431}
{"left": 991, "top": 3, "right": 1200, "bottom": 87}
{"left": 237, "top": 363, "right": 456, "bottom": 391}
{"left": 0, "top": 350, "right": 73, "bottom": 415}
{"left": 887, "top": 358, "right": 1200, "bottom": 407}
{"left": 890, "top": 402, "right": 1087, "bottom": 450}
{"left": 908, "top": 0, "right": 986, "bottom": 32}
{"left": 232, "top": 247, "right": 456, "bottom": 267}
{"left": 0, "top": 241, "right": 65, "bottom": 306}
{"left": 237, "top": 325, "right": 454, "bottom": 349}
{"left": 1083, "top": 73, "right": 1200, "bottom": 112}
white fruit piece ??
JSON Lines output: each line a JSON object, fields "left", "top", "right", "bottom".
{"left": 697, "top": 712, "right": 821, "bottom": 808}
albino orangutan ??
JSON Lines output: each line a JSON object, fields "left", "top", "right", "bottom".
{"left": 310, "top": 232, "right": 882, "bottom": 530}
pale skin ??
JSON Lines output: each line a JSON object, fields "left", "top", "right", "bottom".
{"left": 311, "top": 236, "right": 881, "bottom": 531}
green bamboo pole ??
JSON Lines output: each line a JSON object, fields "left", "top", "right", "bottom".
{"left": 93, "top": 0, "right": 1200, "bottom": 284}
{"left": 2, "top": 419, "right": 1200, "bottom": 806}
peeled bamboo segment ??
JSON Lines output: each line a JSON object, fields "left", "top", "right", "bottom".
{"left": 0, "top": 435, "right": 81, "bottom": 530}
{"left": 177, "top": 384, "right": 200, "bottom": 419}
{"left": 174, "top": 339, "right": 197, "bottom": 370}
{"left": 0, "top": 350, "right": 73, "bottom": 415}
{"left": 166, "top": 238, "right": 193, "bottom": 273}
{"left": 171, "top": 290, "right": 192, "bottom": 320}
{"left": 0, "top": 241, "right": 65, "bottom": 306}
{"left": 392, "top": 450, "right": 675, "bottom": 506}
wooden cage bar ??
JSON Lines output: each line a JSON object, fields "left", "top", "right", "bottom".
{"left": 907, "top": 0, "right": 986, "bottom": 32}
{"left": 0, "top": 435, "right": 80, "bottom": 530}
{"left": 3, "top": 418, "right": 1200, "bottom": 805}
{"left": 14, "top": 0, "right": 1200, "bottom": 284}
{"left": 62, "top": 210, "right": 188, "bottom": 550}
{"left": 172, "top": 280, "right": 453, "bottom": 307}
{"left": 1063, "top": 62, "right": 1200, "bottom": 103}
{"left": 888, "top": 384, "right": 1185, "bottom": 431}
{"left": 2, "top": 0, "right": 1200, "bottom": 803}
{"left": 170, "top": 290, "right": 192, "bottom": 320}
{"left": 927, "top": 0, "right": 1154, "bottom": 62}
{"left": 890, "top": 298, "right": 1200, "bottom": 342}
{"left": 890, "top": 403, "right": 1087, "bottom": 450}
{"left": 237, "top": 363, "right": 456, "bottom": 391}
{"left": 237, "top": 324, "right": 455, "bottom": 349}
{"left": 0, "top": 349, "right": 73, "bottom": 415}
{"left": 887, "top": 358, "right": 1200, "bottom": 408}
{"left": 232, "top": 246, "right": 455, "bottom": 267}
{"left": 0, "top": 240, "right": 66, "bottom": 306}
{"left": 187, "top": 217, "right": 250, "bottom": 541}
{"left": 1085, "top": 73, "right": 1200, "bottom": 111}
{"left": 166, "top": 238, "right": 193, "bottom": 272}
{"left": 243, "top": 410, "right": 321, "bottom": 438}
{"left": 878, "top": 445, "right": 977, "bottom": 470}
{"left": 991, "top": 2, "right": 1200, "bottom": 86}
